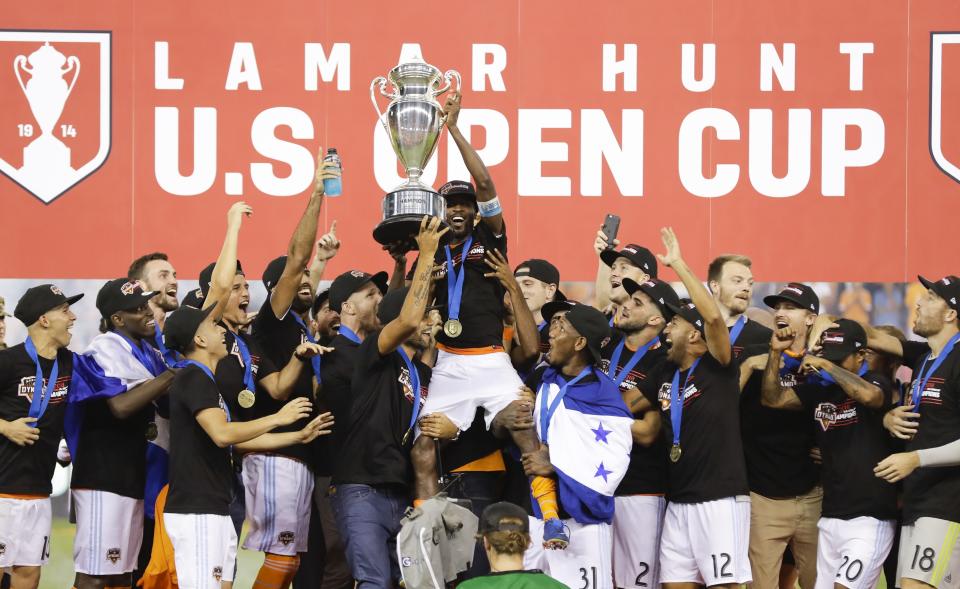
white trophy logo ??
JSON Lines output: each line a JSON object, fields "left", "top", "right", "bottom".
{"left": 931, "top": 32, "right": 960, "bottom": 185}
{"left": 0, "top": 31, "right": 111, "bottom": 204}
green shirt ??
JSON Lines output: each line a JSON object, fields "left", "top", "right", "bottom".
{"left": 459, "top": 570, "right": 569, "bottom": 588}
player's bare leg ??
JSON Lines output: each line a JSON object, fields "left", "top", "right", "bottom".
{"left": 10, "top": 565, "right": 40, "bottom": 589}
{"left": 74, "top": 572, "right": 133, "bottom": 589}
{"left": 411, "top": 435, "right": 440, "bottom": 502}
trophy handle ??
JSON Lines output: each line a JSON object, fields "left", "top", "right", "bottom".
{"left": 62, "top": 56, "right": 80, "bottom": 96}
{"left": 370, "top": 76, "right": 395, "bottom": 133}
{"left": 13, "top": 55, "right": 29, "bottom": 94}
{"left": 432, "top": 69, "right": 461, "bottom": 98}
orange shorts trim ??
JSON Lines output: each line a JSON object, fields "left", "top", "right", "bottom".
{"left": 0, "top": 493, "right": 47, "bottom": 499}
{"left": 437, "top": 343, "right": 504, "bottom": 355}
{"left": 452, "top": 451, "right": 506, "bottom": 473}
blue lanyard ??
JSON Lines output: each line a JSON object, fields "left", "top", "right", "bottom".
{"left": 911, "top": 333, "right": 960, "bottom": 409}
{"left": 810, "top": 361, "right": 868, "bottom": 387}
{"left": 397, "top": 347, "right": 423, "bottom": 432}
{"left": 779, "top": 351, "right": 804, "bottom": 380}
{"left": 119, "top": 333, "right": 165, "bottom": 377}
{"left": 538, "top": 366, "right": 592, "bottom": 444}
{"left": 24, "top": 337, "right": 58, "bottom": 420}
{"left": 154, "top": 323, "right": 178, "bottom": 367}
{"left": 537, "top": 321, "right": 547, "bottom": 333}
{"left": 444, "top": 236, "right": 473, "bottom": 323}
{"left": 291, "top": 312, "right": 322, "bottom": 384}
{"left": 607, "top": 337, "right": 656, "bottom": 387}
{"left": 729, "top": 316, "right": 746, "bottom": 345}
{"left": 231, "top": 332, "right": 256, "bottom": 393}
{"left": 669, "top": 357, "right": 702, "bottom": 447}
{"left": 339, "top": 325, "right": 362, "bottom": 344}
{"left": 183, "top": 360, "right": 230, "bottom": 422}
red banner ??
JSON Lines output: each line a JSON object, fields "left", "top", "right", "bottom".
{"left": 1, "top": 0, "right": 959, "bottom": 282}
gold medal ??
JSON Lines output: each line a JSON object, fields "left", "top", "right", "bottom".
{"left": 669, "top": 444, "right": 682, "bottom": 463}
{"left": 443, "top": 319, "right": 463, "bottom": 338}
{"left": 145, "top": 422, "right": 158, "bottom": 441}
{"left": 238, "top": 389, "right": 256, "bottom": 409}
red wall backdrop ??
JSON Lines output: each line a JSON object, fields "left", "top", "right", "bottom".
{"left": 1, "top": 0, "right": 959, "bottom": 282}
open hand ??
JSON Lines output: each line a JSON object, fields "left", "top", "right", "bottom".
{"left": 656, "top": 227, "right": 682, "bottom": 268}
{"left": 874, "top": 451, "right": 920, "bottom": 483}
{"left": 276, "top": 397, "right": 313, "bottom": 426}
{"left": 414, "top": 216, "right": 449, "bottom": 255}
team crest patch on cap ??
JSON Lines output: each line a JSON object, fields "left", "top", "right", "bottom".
{"left": 350, "top": 270, "right": 365, "bottom": 278}
{"left": 106, "top": 547, "right": 121, "bottom": 564}
{"left": 279, "top": 531, "right": 295, "bottom": 545}
{"left": 49, "top": 285, "right": 63, "bottom": 296}
{"left": 213, "top": 566, "right": 223, "bottom": 582}
{"left": 601, "top": 336, "right": 611, "bottom": 347}
{"left": 624, "top": 247, "right": 637, "bottom": 254}
{"left": 120, "top": 281, "right": 137, "bottom": 295}
{"left": 944, "top": 278, "right": 952, "bottom": 285}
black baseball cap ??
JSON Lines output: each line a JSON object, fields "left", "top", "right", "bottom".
{"left": 478, "top": 502, "right": 529, "bottom": 535}
{"left": 439, "top": 180, "right": 478, "bottom": 206}
{"left": 14, "top": 284, "right": 84, "bottom": 326}
{"left": 181, "top": 287, "right": 205, "bottom": 309}
{"left": 328, "top": 270, "right": 389, "bottom": 314}
{"left": 665, "top": 298, "right": 706, "bottom": 335}
{"left": 817, "top": 318, "right": 867, "bottom": 364}
{"left": 764, "top": 282, "right": 820, "bottom": 314}
{"left": 560, "top": 303, "right": 612, "bottom": 364}
{"left": 622, "top": 278, "right": 680, "bottom": 318}
{"left": 162, "top": 304, "right": 216, "bottom": 354}
{"left": 514, "top": 259, "right": 566, "bottom": 302}
{"left": 199, "top": 260, "right": 244, "bottom": 298}
{"left": 600, "top": 244, "right": 658, "bottom": 278}
{"left": 541, "top": 299, "right": 575, "bottom": 324}
{"left": 918, "top": 275, "right": 960, "bottom": 312}
{"left": 312, "top": 288, "right": 331, "bottom": 316}
{"left": 262, "top": 256, "right": 288, "bottom": 291}
{"left": 96, "top": 278, "right": 157, "bottom": 320}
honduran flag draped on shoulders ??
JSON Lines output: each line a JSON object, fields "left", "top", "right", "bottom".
{"left": 67, "top": 331, "right": 170, "bottom": 516}
{"left": 533, "top": 367, "right": 633, "bottom": 525}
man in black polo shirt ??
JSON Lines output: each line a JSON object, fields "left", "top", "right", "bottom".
{"left": 762, "top": 319, "right": 897, "bottom": 589}
{"left": 602, "top": 278, "right": 676, "bottom": 589}
{"left": 864, "top": 275, "right": 960, "bottom": 589}
{"left": 331, "top": 217, "right": 447, "bottom": 587}
{"left": 637, "top": 228, "right": 751, "bottom": 588}
{"left": 0, "top": 285, "right": 83, "bottom": 589}
{"left": 70, "top": 278, "right": 176, "bottom": 589}
{"left": 161, "top": 305, "right": 330, "bottom": 589}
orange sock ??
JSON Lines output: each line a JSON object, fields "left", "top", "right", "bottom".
{"left": 531, "top": 476, "right": 559, "bottom": 521}
{"left": 253, "top": 553, "right": 300, "bottom": 589}
{"left": 413, "top": 498, "right": 425, "bottom": 508}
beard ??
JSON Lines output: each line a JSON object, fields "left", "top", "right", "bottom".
{"left": 156, "top": 294, "right": 179, "bottom": 312}
{"left": 291, "top": 296, "right": 311, "bottom": 315}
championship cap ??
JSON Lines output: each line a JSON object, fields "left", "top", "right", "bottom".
{"left": 541, "top": 300, "right": 575, "bottom": 324}
{"left": 664, "top": 299, "right": 706, "bottom": 336}
{"left": 817, "top": 318, "right": 867, "bottom": 364}
{"left": 514, "top": 259, "right": 566, "bottom": 302}
{"left": 261, "top": 256, "right": 288, "bottom": 291}
{"left": 328, "top": 270, "right": 389, "bottom": 314}
{"left": 918, "top": 275, "right": 960, "bottom": 312}
{"left": 162, "top": 304, "right": 216, "bottom": 354}
{"left": 199, "top": 260, "right": 244, "bottom": 298}
{"left": 558, "top": 303, "right": 612, "bottom": 364}
{"left": 622, "top": 278, "right": 680, "bottom": 318}
{"left": 439, "top": 180, "right": 478, "bottom": 203}
{"left": 181, "top": 287, "right": 205, "bottom": 309}
{"left": 600, "top": 244, "right": 658, "bottom": 278}
{"left": 96, "top": 278, "right": 157, "bottom": 320}
{"left": 14, "top": 284, "right": 84, "bottom": 326}
{"left": 478, "top": 502, "right": 530, "bottom": 535}
{"left": 763, "top": 282, "right": 820, "bottom": 314}
{"left": 312, "top": 288, "right": 332, "bottom": 317}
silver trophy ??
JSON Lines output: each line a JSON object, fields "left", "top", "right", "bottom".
{"left": 370, "top": 51, "right": 460, "bottom": 245}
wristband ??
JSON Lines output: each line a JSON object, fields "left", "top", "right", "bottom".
{"left": 477, "top": 197, "right": 502, "bottom": 218}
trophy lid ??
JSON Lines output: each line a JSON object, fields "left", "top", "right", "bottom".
{"left": 389, "top": 49, "right": 442, "bottom": 88}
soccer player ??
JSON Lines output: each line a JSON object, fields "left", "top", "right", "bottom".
{"left": 762, "top": 319, "right": 897, "bottom": 589}
{"left": 0, "top": 284, "right": 84, "bottom": 589}
{"left": 311, "top": 289, "right": 340, "bottom": 345}
{"left": 592, "top": 226, "right": 658, "bottom": 321}
{"left": 513, "top": 259, "right": 565, "bottom": 370}
{"left": 637, "top": 228, "right": 752, "bottom": 589}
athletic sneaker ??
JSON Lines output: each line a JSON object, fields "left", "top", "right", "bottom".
{"left": 542, "top": 518, "right": 570, "bottom": 550}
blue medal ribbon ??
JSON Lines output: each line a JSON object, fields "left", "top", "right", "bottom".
{"left": 910, "top": 333, "right": 960, "bottom": 409}
{"left": 154, "top": 323, "right": 178, "bottom": 367}
{"left": 397, "top": 347, "right": 423, "bottom": 434}
{"left": 729, "top": 316, "right": 746, "bottom": 345}
{"left": 339, "top": 325, "right": 362, "bottom": 344}
{"left": 606, "top": 337, "right": 656, "bottom": 387}
{"left": 444, "top": 236, "right": 473, "bottom": 326}
{"left": 182, "top": 359, "right": 230, "bottom": 422}
{"left": 669, "top": 357, "right": 702, "bottom": 449}
{"left": 537, "top": 321, "right": 547, "bottom": 333}
{"left": 231, "top": 332, "right": 257, "bottom": 394}
{"left": 779, "top": 351, "right": 804, "bottom": 381}
{"left": 24, "top": 337, "right": 58, "bottom": 420}
{"left": 538, "top": 366, "right": 592, "bottom": 444}
{"left": 291, "top": 313, "right": 322, "bottom": 384}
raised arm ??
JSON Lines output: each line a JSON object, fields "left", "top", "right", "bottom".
{"left": 484, "top": 249, "right": 539, "bottom": 366}
{"left": 203, "top": 202, "right": 252, "bottom": 321}
{"left": 760, "top": 328, "right": 803, "bottom": 410}
{"left": 308, "top": 221, "right": 340, "bottom": 294}
{"left": 444, "top": 92, "right": 503, "bottom": 235}
{"left": 803, "top": 355, "right": 884, "bottom": 409}
{"left": 377, "top": 217, "right": 446, "bottom": 355}
{"left": 195, "top": 397, "right": 313, "bottom": 448}
{"left": 739, "top": 354, "right": 767, "bottom": 391}
{"left": 592, "top": 230, "right": 618, "bottom": 312}
{"left": 657, "top": 227, "right": 731, "bottom": 366}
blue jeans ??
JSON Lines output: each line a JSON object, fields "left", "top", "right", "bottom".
{"left": 330, "top": 484, "right": 408, "bottom": 588}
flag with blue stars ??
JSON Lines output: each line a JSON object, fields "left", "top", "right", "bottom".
{"left": 533, "top": 367, "right": 633, "bottom": 525}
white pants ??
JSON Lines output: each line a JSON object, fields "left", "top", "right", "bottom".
{"left": 0, "top": 497, "right": 51, "bottom": 567}
{"left": 419, "top": 349, "right": 523, "bottom": 434}
{"left": 73, "top": 489, "right": 144, "bottom": 575}
{"left": 242, "top": 453, "right": 314, "bottom": 555}
{"left": 815, "top": 516, "right": 894, "bottom": 589}
{"left": 659, "top": 496, "right": 752, "bottom": 586}
{"left": 613, "top": 495, "right": 666, "bottom": 588}
{"left": 163, "top": 512, "right": 237, "bottom": 589}
{"left": 897, "top": 517, "right": 960, "bottom": 588}
{"left": 525, "top": 517, "right": 614, "bottom": 589}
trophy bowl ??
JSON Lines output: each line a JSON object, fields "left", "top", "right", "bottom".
{"left": 371, "top": 52, "right": 460, "bottom": 247}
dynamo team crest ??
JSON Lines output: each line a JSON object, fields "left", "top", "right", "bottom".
{"left": 0, "top": 30, "right": 111, "bottom": 204}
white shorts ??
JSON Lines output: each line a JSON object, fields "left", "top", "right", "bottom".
{"left": 524, "top": 517, "right": 614, "bottom": 589}
{"left": 0, "top": 497, "right": 52, "bottom": 567}
{"left": 163, "top": 512, "right": 237, "bottom": 589}
{"left": 897, "top": 517, "right": 960, "bottom": 589}
{"left": 419, "top": 349, "right": 523, "bottom": 434}
{"left": 816, "top": 516, "right": 894, "bottom": 589}
{"left": 242, "top": 453, "right": 314, "bottom": 555}
{"left": 73, "top": 489, "right": 144, "bottom": 575}
{"left": 659, "top": 495, "right": 752, "bottom": 586}
{"left": 613, "top": 495, "right": 666, "bottom": 588}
